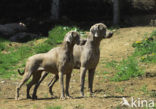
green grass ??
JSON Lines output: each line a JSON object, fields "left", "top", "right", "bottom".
{"left": 106, "top": 30, "right": 156, "bottom": 82}
{"left": 0, "top": 37, "right": 9, "bottom": 51}
{"left": 0, "top": 25, "right": 84, "bottom": 78}
{"left": 115, "top": 86, "right": 125, "bottom": 94}
{"left": 140, "top": 84, "right": 148, "bottom": 94}
{"left": 132, "top": 30, "right": 156, "bottom": 63}
{"left": 46, "top": 106, "right": 61, "bottom": 109}
{"left": 105, "top": 60, "right": 118, "bottom": 68}
{"left": 48, "top": 26, "right": 83, "bottom": 44}
{"left": 110, "top": 56, "right": 144, "bottom": 81}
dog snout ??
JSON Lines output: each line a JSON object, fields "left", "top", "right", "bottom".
{"left": 106, "top": 31, "right": 113, "bottom": 38}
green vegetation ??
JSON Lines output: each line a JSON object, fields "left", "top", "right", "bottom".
{"left": 106, "top": 30, "right": 156, "bottom": 82}
{"left": 110, "top": 56, "right": 144, "bottom": 81}
{"left": 133, "top": 30, "right": 156, "bottom": 63}
{"left": 115, "top": 86, "right": 125, "bottom": 94}
{"left": 0, "top": 26, "right": 83, "bottom": 78}
{"left": 0, "top": 38, "right": 7, "bottom": 51}
{"left": 46, "top": 105, "right": 61, "bottom": 109}
{"left": 140, "top": 84, "right": 148, "bottom": 94}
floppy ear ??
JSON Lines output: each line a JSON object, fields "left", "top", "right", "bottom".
{"left": 64, "top": 32, "right": 72, "bottom": 43}
{"left": 65, "top": 35, "right": 72, "bottom": 43}
{"left": 71, "top": 31, "right": 76, "bottom": 37}
{"left": 90, "top": 26, "right": 94, "bottom": 34}
{"left": 98, "top": 25, "right": 103, "bottom": 30}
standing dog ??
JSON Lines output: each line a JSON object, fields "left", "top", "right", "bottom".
{"left": 15, "top": 31, "right": 80, "bottom": 100}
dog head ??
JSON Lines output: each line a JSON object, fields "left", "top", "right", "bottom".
{"left": 64, "top": 31, "right": 80, "bottom": 45}
{"left": 90, "top": 23, "right": 113, "bottom": 39}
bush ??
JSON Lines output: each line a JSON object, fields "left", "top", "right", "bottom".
{"left": 48, "top": 26, "right": 80, "bottom": 44}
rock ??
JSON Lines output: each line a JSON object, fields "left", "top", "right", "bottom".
{"left": 9, "top": 32, "right": 40, "bottom": 42}
{"left": 0, "top": 22, "right": 27, "bottom": 38}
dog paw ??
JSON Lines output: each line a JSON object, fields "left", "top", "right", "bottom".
{"left": 60, "top": 96, "right": 65, "bottom": 100}
{"left": 15, "top": 97, "right": 19, "bottom": 100}
{"left": 32, "top": 95, "right": 38, "bottom": 100}
{"left": 27, "top": 95, "right": 32, "bottom": 99}
{"left": 66, "top": 95, "right": 73, "bottom": 99}
{"left": 80, "top": 93, "right": 84, "bottom": 98}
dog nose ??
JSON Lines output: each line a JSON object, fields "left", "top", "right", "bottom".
{"left": 107, "top": 32, "right": 113, "bottom": 38}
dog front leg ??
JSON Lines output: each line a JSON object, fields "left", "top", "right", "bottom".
{"left": 80, "top": 67, "right": 87, "bottom": 97}
{"left": 66, "top": 72, "right": 72, "bottom": 98}
{"left": 59, "top": 71, "right": 65, "bottom": 100}
{"left": 88, "top": 68, "right": 95, "bottom": 96}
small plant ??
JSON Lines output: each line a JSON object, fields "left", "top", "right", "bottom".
{"left": 105, "top": 60, "right": 118, "bottom": 68}
{"left": 46, "top": 106, "right": 61, "bottom": 109}
{"left": 111, "top": 56, "right": 144, "bottom": 81}
{"left": 150, "top": 90, "right": 156, "bottom": 97}
{"left": 115, "top": 86, "right": 125, "bottom": 94}
{"left": 140, "top": 84, "right": 148, "bottom": 94}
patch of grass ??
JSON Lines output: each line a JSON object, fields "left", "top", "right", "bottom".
{"left": 115, "top": 105, "right": 121, "bottom": 109}
{"left": 0, "top": 37, "right": 9, "bottom": 51}
{"left": 140, "top": 54, "right": 156, "bottom": 63}
{"left": 105, "top": 60, "right": 118, "bottom": 68}
{"left": 115, "top": 86, "right": 125, "bottom": 94}
{"left": 48, "top": 26, "right": 82, "bottom": 44}
{"left": 103, "top": 71, "right": 110, "bottom": 74}
{"left": 140, "top": 84, "right": 148, "bottom": 94}
{"left": 46, "top": 106, "right": 61, "bottom": 109}
{"left": 132, "top": 30, "right": 156, "bottom": 63}
{"left": 133, "top": 39, "right": 156, "bottom": 56}
{"left": 34, "top": 43, "right": 53, "bottom": 53}
{"left": 0, "top": 42, "right": 5, "bottom": 51}
{"left": 0, "top": 45, "right": 33, "bottom": 78}
{"left": 150, "top": 90, "right": 156, "bottom": 98}
{"left": 111, "top": 56, "right": 144, "bottom": 81}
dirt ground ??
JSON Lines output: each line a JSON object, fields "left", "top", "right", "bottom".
{"left": 0, "top": 26, "right": 156, "bottom": 109}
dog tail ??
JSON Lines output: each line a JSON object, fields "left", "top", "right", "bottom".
{"left": 18, "top": 69, "right": 25, "bottom": 75}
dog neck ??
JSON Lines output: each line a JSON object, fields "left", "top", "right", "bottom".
{"left": 86, "top": 33, "right": 102, "bottom": 48}
{"left": 62, "top": 41, "right": 74, "bottom": 54}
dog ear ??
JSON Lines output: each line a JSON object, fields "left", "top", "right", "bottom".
{"left": 65, "top": 35, "right": 72, "bottom": 43}
{"left": 98, "top": 25, "right": 103, "bottom": 30}
{"left": 71, "top": 31, "right": 76, "bottom": 37}
{"left": 64, "top": 32, "right": 72, "bottom": 43}
{"left": 90, "top": 26, "right": 95, "bottom": 34}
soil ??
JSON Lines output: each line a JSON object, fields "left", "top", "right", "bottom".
{"left": 0, "top": 26, "right": 156, "bottom": 109}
